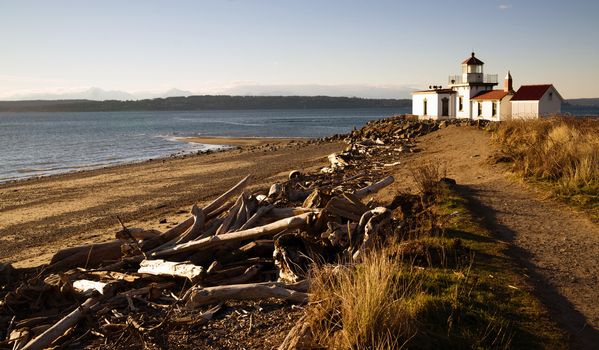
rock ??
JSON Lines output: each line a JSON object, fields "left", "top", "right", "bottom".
{"left": 159, "top": 218, "right": 167, "bottom": 224}
{"left": 439, "top": 177, "right": 457, "bottom": 186}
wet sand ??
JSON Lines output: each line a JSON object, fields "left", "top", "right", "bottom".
{"left": 0, "top": 138, "right": 343, "bottom": 267}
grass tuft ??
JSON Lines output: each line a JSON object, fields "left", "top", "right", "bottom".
{"left": 492, "top": 117, "right": 598, "bottom": 218}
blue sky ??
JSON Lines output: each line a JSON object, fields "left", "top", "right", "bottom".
{"left": 1, "top": 0, "right": 598, "bottom": 100}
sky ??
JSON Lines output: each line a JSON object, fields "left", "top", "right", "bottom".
{"left": 1, "top": 0, "right": 598, "bottom": 100}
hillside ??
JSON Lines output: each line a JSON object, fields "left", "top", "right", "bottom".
{"left": 0, "top": 95, "right": 411, "bottom": 112}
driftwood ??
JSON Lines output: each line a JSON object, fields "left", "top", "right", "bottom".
{"left": 185, "top": 282, "right": 309, "bottom": 308}
{"left": 48, "top": 240, "right": 122, "bottom": 270}
{"left": 72, "top": 279, "right": 114, "bottom": 297}
{"left": 21, "top": 298, "right": 98, "bottom": 350}
{"left": 204, "top": 175, "right": 251, "bottom": 215}
{"left": 173, "top": 205, "right": 206, "bottom": 244}
{"left": 267, "top": 207, "right": 319, "bottom": 220}
{"left": 151, "top": 212, "right": 313, "bottom": 258}
{"left": 278, "top": 315, "right": 310, "bottom": 350}
{"left": 216, "top": 193, "right": 245, "bottom": 235}
{"left": 354, "top": 175, "right": 394, "bottom": 198}
{"left": 327, "top": 153, "right": 349, "bottom": 170}
{"left": 9, "top": 328, "right": 31, "bottom": 350}
{"left": 238, "top": 204, "right": 273, "bottom": 231}
{"left": 351, "top": 207, "right": 392, "bottom": 261}
{"left": 205, "top": 264, "right": 261, "bottom": 286}
{"left": 138, "top": 259, "right": 205, "bottom": 282}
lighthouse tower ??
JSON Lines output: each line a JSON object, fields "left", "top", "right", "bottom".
{"left": 448, "top": 52, "right": 499, "bottom": 118}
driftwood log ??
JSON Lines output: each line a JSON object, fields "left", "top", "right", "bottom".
{"left": 138, "top": 259, "right": 205, "bottom": 282}
{"left": 21, "top": 298, "right": 98, "bottom": 350}
{"left": 151, "top": 212, "right": 314, "bottom": 258}
{"left": 354, "top": 175, "right": 394, "bottom": 198}
{"left": 185, "top": 282, "right": 309, "bottom": 308}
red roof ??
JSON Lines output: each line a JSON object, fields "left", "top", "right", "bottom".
{"left": 511, "top": 85, "right": 553, "bottom": 101}
{"left": 462, "top": 52, "right": 484, "bottom": 65}
{"left": 471, "top": 90, "right": 511, "bottom": 100}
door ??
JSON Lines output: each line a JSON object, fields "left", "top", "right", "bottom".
{"left": 441, "top": 97, "right": 449, "bottom": 116}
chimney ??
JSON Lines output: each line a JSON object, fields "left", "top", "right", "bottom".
{"left": 504, "top": 70, "right": 513, "bottom": 92}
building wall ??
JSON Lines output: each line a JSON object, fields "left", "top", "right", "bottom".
{"left": 454, "top": 85, "right": 494, "bottom": 119}
{"left": 538, "top": 86, "right": 562, "bottom": 116}
{"left": 412, "top": 92, "right": 456, "bottom": 119}
{"left": 512, "top": 101, "right": 540, "bottom": 119}
{"left": 412, "top": 93, "right": 439, "bottom": 117}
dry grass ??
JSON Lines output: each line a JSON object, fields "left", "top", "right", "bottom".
{"left": 296, "top": 163, "right": 565, "bottom": 349}
{"left": 493, "top": 117, "right": 598, "bottom": 198}
{"left": 306, "top": 249, "right": 421, "bottom": 349}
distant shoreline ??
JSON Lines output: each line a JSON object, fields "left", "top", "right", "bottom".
{"left": 0, "top": 95, "right": 411, "bottom": 113}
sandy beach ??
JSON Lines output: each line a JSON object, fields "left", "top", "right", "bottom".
{"left": 0, "top": 138, "right": 343, "bottom": 267}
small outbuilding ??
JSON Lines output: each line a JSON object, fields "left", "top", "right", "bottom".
{"left": 510, "top": 84, "right": 563, "bottom": 119}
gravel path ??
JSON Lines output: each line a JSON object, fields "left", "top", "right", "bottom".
{"left": 384, "top": 126, "right": 599, "bottom": 349}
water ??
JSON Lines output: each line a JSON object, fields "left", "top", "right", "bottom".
{"left": 0, "top": 108, "right": 408, "bottom": 182}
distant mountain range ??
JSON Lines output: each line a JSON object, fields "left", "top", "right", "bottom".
{"left": 0, "top": 95, "right": 411, "bottom": 112}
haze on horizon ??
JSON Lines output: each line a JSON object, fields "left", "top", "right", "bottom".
{"left": 1, "top": 0, "right": 598, "bottom": 101}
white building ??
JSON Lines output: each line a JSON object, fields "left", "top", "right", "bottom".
{"left": 511, "top": 84, "right": 563, "bottom": 119}
{"left": 411, "top": 53, "right": 563, "bottom": 120}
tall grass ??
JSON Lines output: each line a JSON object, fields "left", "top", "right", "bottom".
{"left": 493, "top": 117, "right": 599, "bottom": 198}
{"left": 306, "top": 249, "right": 421, "bottom": 349}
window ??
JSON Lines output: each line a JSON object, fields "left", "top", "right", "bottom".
{"left": 458, "top": 97, "right": 463, "bottom": 111}
{"left": 423, "top": 98, "right": 428, "bottom": 115}
{"left": 492, "top": 102, "right": 497, "bottom": 116}
{"left": 549, "top": 92, "right": 553, "bottom": 101}
{"left": 477, "top": 102, "right": 482, "bottom": 117}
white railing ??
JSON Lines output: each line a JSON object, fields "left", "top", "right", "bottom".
{"left": 448, "top": 74, "right": 498, "bottom": 84}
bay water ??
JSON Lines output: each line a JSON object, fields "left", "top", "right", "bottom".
{"left": 0, "top": 108, "right": 408, "bottom": 182}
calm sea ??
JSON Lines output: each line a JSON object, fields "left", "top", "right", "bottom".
{"left": 0, "top": 108, "right": 408, "bottom": 183}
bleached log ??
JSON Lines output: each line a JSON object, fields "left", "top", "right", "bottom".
{"left": 216, "top": 193, "right": 244, "bottom": 235}
{"left": 278, "top": 316, "right": 310, "bottom": 350}
{"left": 268, "top": 183, "right": 283, "bottom": 199}
{"left": 238, "top": 204, "right": 274, "bottom": 231}
{"left": 353, "top": 175, "right": 394, "bottom": 199}
{"left": 9, "top": 328, "right": 30, "bottom": 350}
{"left": 267, "top": 207, "right": 320, "bottom": 220}
{"left": 204, "top": 175, "right": 251, "bottom": 215}
{"left": 174, "top": 205, "right": 206, "bottom": 244}
{"left": 328, "top": 153, "right": 349, "bottom": 169}
{"left": 48, "top": 240, "right": 122, "bottom": 270}
{"left": 151, "top": 212, "right": 313, "bottom": 258}
{"left": 324, "top": 196, "right": 368, "bottom": 221}
{"left": 351, "top": 207, "right": 391, "bottom": 261}
{"left": 138, "top": 259, "right": 205, "bottom": 282}
{"left": 21, "top": 298, "right": 98, "bottom": 350}
{"left": 205, "top": 264, "right": 261, "bottom": 286}
{"left": 72, "top": 279, "right": 114, "bottom": 297}
{"left": 228, "top": 194, "right": 251, "bottom": 232}
{"left": 185, "top": 282, "right": 308, "bottom": 308}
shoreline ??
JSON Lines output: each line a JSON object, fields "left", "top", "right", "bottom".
{"left": 0, "top": 136, "right": 307, "bottom": 186}
{"left": 0, "top": 137, "right": 344, "bottom": 267}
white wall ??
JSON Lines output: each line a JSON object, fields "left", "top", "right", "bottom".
{"left": 512, "top": 101, "right": 540, "bottom": 119}
{"left": 455, "top": 85, "right": 494, "bottom": 119}
{"left": 538, "top": 86, "right": 562, "bottom": 116}
{"left": 412, "top": 92, "right": 439, "bottom": 118}
{"left": 412, "top": 92, "right": 457, "bottom": 119}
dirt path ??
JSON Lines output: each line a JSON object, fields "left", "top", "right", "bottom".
{"left": 384, "top": 125, "right": 599, "bottom": 349}
{"left": 0, "top": 140, "right": 342, "bottom": 268}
